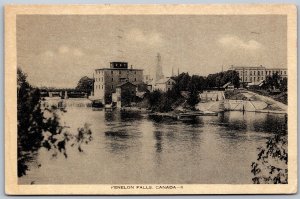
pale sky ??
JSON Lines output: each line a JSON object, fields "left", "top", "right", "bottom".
{"left": 17, "top": 15, "right": 287, "bottom": 88}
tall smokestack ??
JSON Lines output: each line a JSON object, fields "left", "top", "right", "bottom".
{"left": 155, "top": 53, "right": 163, "bottom": 82}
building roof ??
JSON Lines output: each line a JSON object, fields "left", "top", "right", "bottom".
{"left": 116, "top": 82, "right": 137, "bottom": 88}
{"left": 95, "top": 68, "right": 143, "bottom": 71}
{"left": 248, "top": 80, "right": 265, "bottom": 86}
{"left": 231, "top": 66, "right": 265, "bottom": 70}
{"left": 231, "top": 66, "right": 286, "bottom": 70}
{"left": 265, "top": 68, "right": 287, "bottom": 70}
{"left": 222, "top": 82, "right": 233, "bottom": 88}
{"left": 155, "top": 77, "right": 175, "bottom": 84}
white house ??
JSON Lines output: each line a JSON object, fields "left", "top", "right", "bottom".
{"left": 154, "top": 77, "right": 176, "bottom": 92}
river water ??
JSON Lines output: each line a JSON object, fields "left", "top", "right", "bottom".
{"left": 19, "top": 107, "right": 287, "bottom": 184}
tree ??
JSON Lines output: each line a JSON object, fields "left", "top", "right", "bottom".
{"left": 251, "top": 115, "right": 288, "bottom": 184}
{"left": 75, "top": 76, "right": 94, "bottom": 95}
{"left": 264, "top": 72, "right": 281, "bottom": 90}
{"left": 186, "top": 84, "right": 200, "bottom": 110}
{"left": 251, "top": 134, "right": 288, "bottom": 184}
{"left": 223, "top": 70, "right": 240, "bottom": 88}
{"left": 148, "top": 90, "right": 162, "bottom": 109}
{"left": 279, "top": 77, "right": 287, "bottom": 92}
{"left": 17, "top": 68, "right": 45, "bottom": 177}
{"left": 17, "top": 68, "right": 93, "bottom": 177}
{"left": 147, "top": 90, "right": 174, "bottom": 112}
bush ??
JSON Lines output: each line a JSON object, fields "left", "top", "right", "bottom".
{"left": 251, "top": 117, "right": 288, "bottom": 184}
{"left": 17, "top": 68, "right": 93, "bottom": 177}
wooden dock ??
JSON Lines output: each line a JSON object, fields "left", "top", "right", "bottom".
{"left": 148, "top": 110, "right": 218, "bottom": 121}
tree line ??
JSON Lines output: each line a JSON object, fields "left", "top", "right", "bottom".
{"left": 262, "top": 72, "right": 287, "bottom": 92}
{"left": 147, "top": 70, "right": 240, "bottom": 112}
{"left": 171, "top": 70, "right": 240, "bottom": 92}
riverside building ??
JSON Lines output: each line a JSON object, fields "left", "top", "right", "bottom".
{"left": 93, "top": 62, "right": 143, "bottom": 103}
{"left": 230, "top": 65, "right": 287, "bottom": 84}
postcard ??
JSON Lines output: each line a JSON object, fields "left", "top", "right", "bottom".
{"left": 5, "top": 4, "right": 297, "bottom": 195}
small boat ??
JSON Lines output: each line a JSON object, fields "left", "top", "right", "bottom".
{"left": 199, "top": 110, "right": 218, "bottom": 116}
{"left": 177, "top": 114, "right": 197, "bottom": 121}
{"left": 92, "top": 107, "right": 103, "bottom": 111}
{"left": 180, "top": 110, "right": 218, "bottom": 116}
{"left": 148, "top": 112, "right": 177, "bottom": 122}
{"left": 91, "top": 100, "right": 104, "bottom": 108}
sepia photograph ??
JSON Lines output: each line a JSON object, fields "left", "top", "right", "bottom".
{"left": 5, "top": 4, "right": 297, "bottom": 195}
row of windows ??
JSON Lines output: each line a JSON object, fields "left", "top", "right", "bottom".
{"left": 238, "top": 71, "right": 264, "bottom": 76}
{"left": 95, "top": 85, "right": 104, "bottom": 89}
{"left": 95, "top": 77, "right": 138, "bottom": 82}
{"left": 238, "top": 70, "right": 287, "bottom": 76}
{"left": 95, "top": 84, "right": 118, "bottom": 90}
{"left": 240, "top": 76, "right": 265, "bottom": 82}
{"left": 95, "top": 70, "right": 138, "bottom": 75}
{"left": 266, "top": 70, "right": 287, "bottom": 75}
{"left": 95, "top": 77, "right": 104, "bottom": 82}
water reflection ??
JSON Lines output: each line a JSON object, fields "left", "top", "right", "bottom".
{"left": 154, "top": 131, "right": 163, "bottom": 153}
{"left": 217, "top": 112, "right": 248, "bottom": 132}
{"left": 252, "top": 113, "right": 287, "bottom": 133}
{"left": 217, "top": 112, "right": 287, "bottom": 134}
{"left": 19, "top": 108, "right": 288, "bottom": 184}
{"left": 105, "top": 131, "right": 130, "bottom": 139}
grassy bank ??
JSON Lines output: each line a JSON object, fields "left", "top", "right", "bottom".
{"left": 250, "top": 90, "right": 287, "bottom": 105}
{"left": 224, "top": 90, "right": 248, "bottom": 100}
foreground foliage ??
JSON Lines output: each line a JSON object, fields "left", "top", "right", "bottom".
{"left": 251, "top": 116, "right": 288, "bottom": 184}
{"left": 17, "top": 68, "right": 93, "bottom": 177}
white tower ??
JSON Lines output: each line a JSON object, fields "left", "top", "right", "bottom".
{"left": 155, "top": 53, "right": 164, "bottom": 82}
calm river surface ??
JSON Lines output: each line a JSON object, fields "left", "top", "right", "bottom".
{"left": 19, "top": 107, "right": 287, "bottom": 184}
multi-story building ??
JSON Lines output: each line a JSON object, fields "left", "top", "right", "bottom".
{"left": 143, "top": 74, "right": 153, "bottom": 84}
{"left": 93, "top": 62, "right": 143, "bottom": 103}
{"left": 230, "top": 65, "right": 287, "bottom": 84}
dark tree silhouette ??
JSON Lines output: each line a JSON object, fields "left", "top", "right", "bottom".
{"left": 263, "top": 72, "right": 283, "bottom": 90}
{"left": 251, "top": 115, "right": 288, "bottom": 184}
{"left": 17, "top": 68, "right": 93, "bottom": 177}
{"left": 187, "top": 84, "right": 200, "bottom": 110}
{"left": 17, "top": 68, "right": 45, "bottom": 177}
{"left": 75, "top": 76, "right": 94, "bottom": 95}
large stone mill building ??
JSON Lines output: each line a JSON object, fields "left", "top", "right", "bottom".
{"left": 93, "top": 62, "right": 143, "bottom": 104}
